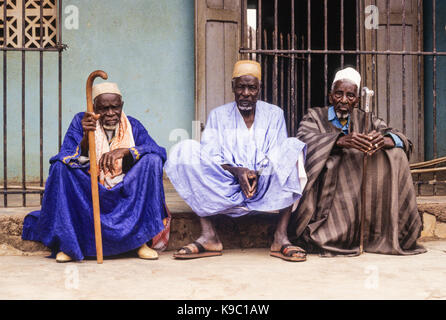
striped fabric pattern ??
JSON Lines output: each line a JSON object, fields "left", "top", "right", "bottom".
{"left": 291, "top": 106, "right": 426, "bottom": 256}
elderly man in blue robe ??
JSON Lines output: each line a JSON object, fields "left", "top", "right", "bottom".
{"left": 165, "top": 60, "right": 308, "bottom": 262}
{"left": 22, "top": 82, "right": 169, "bottom": 262}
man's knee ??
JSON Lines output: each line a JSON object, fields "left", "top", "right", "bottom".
{"left": 136, "top": 153, "right": 164, "bottom": 171}
{"left": 386, "top": 147, "right": 410, "bottom": 163}
{"left": 169, "top": 139, "right": 202, "bottom": 165}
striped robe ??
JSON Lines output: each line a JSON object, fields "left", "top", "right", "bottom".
{"left": 291, "top": 106, "right": 426, "bottom": 256}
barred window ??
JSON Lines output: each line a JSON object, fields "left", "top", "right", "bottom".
{"left": 0, "top": 0, "right": 58, "bottom": 48}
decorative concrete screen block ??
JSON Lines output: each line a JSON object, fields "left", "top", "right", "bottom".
{"left": 0, "top": 0, "right": 58, "bottom": 48}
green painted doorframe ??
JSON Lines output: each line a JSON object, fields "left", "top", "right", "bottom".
{"left": 424, "top": 0, "right": 446, "bottom": 160}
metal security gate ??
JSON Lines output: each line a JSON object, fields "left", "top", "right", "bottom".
{"left": 1, "top": 0, "right": 66, "bottom": 207}
{"left": 240, "top": 0, "right": 446, "bottom": 195}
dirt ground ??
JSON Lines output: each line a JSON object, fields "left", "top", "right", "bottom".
{"left": 1, "top": 240, "right": 445, "bottom": 300}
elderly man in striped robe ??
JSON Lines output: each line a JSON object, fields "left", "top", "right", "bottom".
{"left": 291, "top": 67, "right": 426, "bottom": 257}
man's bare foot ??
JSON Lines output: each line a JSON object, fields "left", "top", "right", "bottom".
{"left": 270, "top": 229, "right": 294, "bottom": 251}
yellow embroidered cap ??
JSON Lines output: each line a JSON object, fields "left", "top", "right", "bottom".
{"left": 232, "top": 60, "right": 261, "bottom": 81}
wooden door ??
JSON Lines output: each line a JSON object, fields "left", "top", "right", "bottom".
{"left": 195, "top": 0, "right": 242, "bottom": 130}
{"left": 361, "top": 0, "right": 423, "bottom": 162}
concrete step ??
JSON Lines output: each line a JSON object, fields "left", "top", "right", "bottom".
{"left": 0, "top": 189, "right": 282, "bottom": 255}
{"left": 1, "top": 192, "right": 446, "bottom": 256}
{"left": 417, "top": 196, "right": 446, "bottom": 240}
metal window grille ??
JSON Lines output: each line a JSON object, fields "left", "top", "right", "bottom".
{"left": 240, "top": 0, "right": 446, "bottom": 196}
{"left": 1, "top": 0, "right": 58, "bottom": 48}
{"left": 1, "top": 0, "right": 65, "bottom": 207}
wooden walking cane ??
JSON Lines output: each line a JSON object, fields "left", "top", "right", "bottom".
{"left": 359, "top": 87, "right": 374, "bottom": 255}
{"left": 86, "top": 70, "right": 108, "bottom": 264}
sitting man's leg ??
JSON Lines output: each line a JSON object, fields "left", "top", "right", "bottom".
{"left": 23, "top": 153, "right": 166, "bottom": 263}
{"left": 270, "top": 205, "right": 306, "bottom": 262}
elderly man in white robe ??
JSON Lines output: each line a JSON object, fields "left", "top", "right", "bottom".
{"left": 165, "top": 60, "right": 308, "bottom": 262}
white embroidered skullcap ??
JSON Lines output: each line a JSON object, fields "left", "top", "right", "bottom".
{"left": 332, "top": 67, "right": 361, "bottom": 91}
{"left": 92, "top": 82, "right": 122, "bottom": 100}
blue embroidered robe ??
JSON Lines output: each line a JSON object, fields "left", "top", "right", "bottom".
{"left": 22, "top": 112, "right": 167, "bottom": 261}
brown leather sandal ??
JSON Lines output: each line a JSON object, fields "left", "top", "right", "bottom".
{"left": 173, "top": 241, "right": 222, "bottom": 260}
{"left": 270, "top": 244, "right": 307, "bottom": 262}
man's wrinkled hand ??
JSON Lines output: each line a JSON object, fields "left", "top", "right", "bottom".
{"left": 336, "top": 132, "right": 374, "bottom": 154}
{"left": 244, "top": 170, "right": 258, "bottom": 199}
{"left": 81, "top": 112, "right": 100, "bottom": 132}
{"left": 80, "top": 112, "right": 101, "bottom": 155}
{"left": 99, "top": 148, "right": 130, "bottom": 174}
{"left": 223, "top": 166, "right": 258, "bottom": 199}
{"left": 337, "top": 130, "right": 396, "bottom": 155}
{"left": 367, "top": 130, "right": 395, "bottom": 155}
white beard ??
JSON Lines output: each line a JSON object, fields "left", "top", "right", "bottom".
{"left": 336, "top": 111, "right": 350, "bottom": 120}
{"left": 102, "top": 124, "right": 118, "bottom": 131}
{"left": 238, "top": 104, "right": 254, "bottom": 111}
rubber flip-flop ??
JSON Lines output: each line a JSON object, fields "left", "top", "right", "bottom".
{"left": 173, "top": 241, "right": 222, "bottom": 260}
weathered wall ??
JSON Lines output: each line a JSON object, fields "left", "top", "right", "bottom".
{"left": 0, "top": 0, "right": 195, "bottom": 182}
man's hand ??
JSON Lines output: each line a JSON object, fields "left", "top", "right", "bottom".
{"left": 222, "top": 165, "right": 258, "bottom": 199}
{"left": 336, "top": 132, "right": 374, "bottom": 153}
{"left": 336, "top": 130, "right": 396, "bottom": 155}
{"left": 99, "top": 148, "right": 131, "bottom": 175}
{"left": 82, "top": 112, "right": 100, "bottom": 132}
{"left": 80, "top": 112, "right": 101, "bottom": 155}
{"left": 367, "top": 130, "right": 395, "bottom": 155}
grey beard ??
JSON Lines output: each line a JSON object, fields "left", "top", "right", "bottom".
{"left": 336, "top": 111, "right": 350, "bottom": 120}
{"left": 102, "top": 124, "right": 118, "bottom": 131}
{"left": 238, "top": 104, "right": 254, "bottom": 111}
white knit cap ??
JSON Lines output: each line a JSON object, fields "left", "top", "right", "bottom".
{"left": 92, "top": 82, "right": 122, "bottom": 100}
{"left": 332, "top": 67, "right": 361, "bottom": 91}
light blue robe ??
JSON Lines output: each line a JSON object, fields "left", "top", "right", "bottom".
{"left": 165, "top": 101, "right": 307, "bottom": 217}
